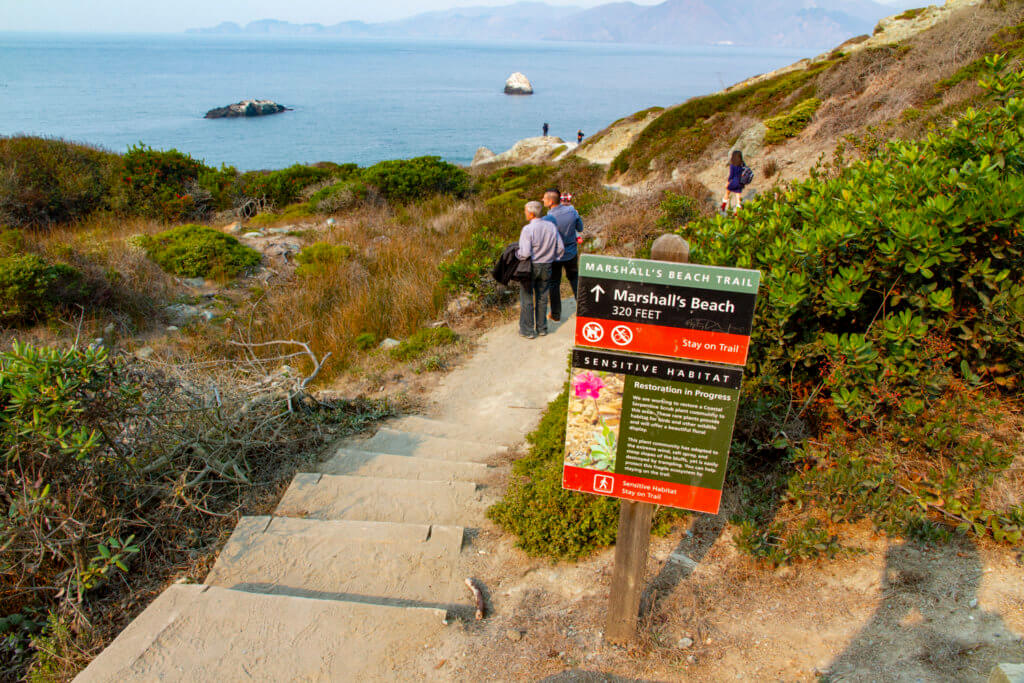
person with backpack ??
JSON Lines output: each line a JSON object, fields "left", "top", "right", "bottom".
{"left": 721, "top": 150, "right": 753, "bottom": 214}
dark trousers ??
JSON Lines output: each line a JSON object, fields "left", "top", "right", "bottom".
{"left": 519, "top": 263, "right": 552, "bottom": 336}
{"left": 548, "top": 255, "right": 579, "bottom": 320}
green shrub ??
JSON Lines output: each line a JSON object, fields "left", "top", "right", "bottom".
{"left": 0, "top": 137, "right": 118, "bottom": 227}
{"left": 655, "top": 192, "right": 699, "bottom": 231}
{"left": 140, "top": 224, "right": 260, "bottom": 279}
{"left": 676, "top": 58, "right": 1024, "bottom": 556}
{"left": 0, "top": 254, "right": 87, "bottom": 326}
{"left": 110, "top": 144, "right": 214, "bottom": 222}
{"left": 308, "top": 179, "right": 370, "bottom": 213}
{"left": 354, "top": 332, "right": 377, "bottom": 351}
{"left": 763, "top": 98, "right": 821, "bottom": 144}
{"left": 438, "top": 228, "right": 505, "bottom": 295}
{"left": 294, "top": 242, "right": 354, "bottom": 277}
{"left": 389, "top": 326, "right": 458, "bottom": 362}
{"left": 237, "top": 164, "right": 335, "bottom": 209}
{"left": 362, "top": 156, "right": 470, "bottom": 203}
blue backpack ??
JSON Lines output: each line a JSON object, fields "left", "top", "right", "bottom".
{"left": 740, "top": 165, "right": 754, "bottom": 186}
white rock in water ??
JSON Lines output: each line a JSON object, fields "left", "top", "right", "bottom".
{"left": 504, "top": 72, "right": 533, "bottom": 95}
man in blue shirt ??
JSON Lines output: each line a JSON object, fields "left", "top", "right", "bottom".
{"left": 542, "top": 189, "right": 584, "bottom": 322}
{"left": 517, "top": 200, "right": 564, "bottom": 338}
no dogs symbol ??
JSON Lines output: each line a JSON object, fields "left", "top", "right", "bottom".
{"left": 581, "top": 321, "right": 604, "bottom": 343}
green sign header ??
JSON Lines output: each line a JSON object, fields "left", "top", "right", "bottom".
{"left": 579, "top": 254, "right": 761, "bottom": 295}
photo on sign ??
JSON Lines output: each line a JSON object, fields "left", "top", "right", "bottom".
{"left": 564, "top": 370, "right": 625, "bottom": 473}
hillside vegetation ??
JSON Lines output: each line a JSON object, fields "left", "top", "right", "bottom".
{"left": 605, "top": 1, "right": 1024, "bottom": 193}
{"left": 490, "top": 13, "right": 1024, "bottom": 563}
{"left": 4, "top": 1, "right": 1024, "bottom": 677}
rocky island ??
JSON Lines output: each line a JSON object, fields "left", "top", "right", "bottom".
{"left": 503, "top": 72, "right": 533, "bottom": 95}
{"left": 204, "top": 99, "right": 290, "bottom": 119}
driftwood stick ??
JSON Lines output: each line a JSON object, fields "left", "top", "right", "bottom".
{"left": 465, "top": 578, "right": 485, "bottom": 620}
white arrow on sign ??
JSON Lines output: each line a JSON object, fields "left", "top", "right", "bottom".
{"left": 590, "top": 284, "right": 606, "bottom": 302}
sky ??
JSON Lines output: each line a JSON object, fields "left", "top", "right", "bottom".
{"left": 1, "top": 0, "right": 912, "bottom": 33}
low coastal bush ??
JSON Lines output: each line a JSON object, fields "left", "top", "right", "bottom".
{"left": 308, "top": 179, "right": 371, "bottom": 213}
{"left": 237, "top": 164, "right": 335, "bottom": 209}
{"left": 0, "top": 254, "right": 88, "bottom": 326}
{"left": 0, "top": 137, "right": 118, "bottom": 227}
{"left": 763, "top": 97, "right": 821, "bottom": 144}
{"left": 140, "top": 224, "right": 260, "bottom": 279}
{"left": 109, "top": 144, "right": 214, "bottom": 222}
{"left": 677, "top": 58, "right": 1024, "bottom": 561}
{"left": 361, "top": 156, "right": 470, "bottom": 203}
{"left": 389, "top": 326, "right": 458, "bottom": 362}
{"left": 295, "top": 242, "right": 354, "bottom": 277}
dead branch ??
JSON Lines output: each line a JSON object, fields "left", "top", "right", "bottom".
{"left": 465, "top": 577, "right": 485, "bottom": 620}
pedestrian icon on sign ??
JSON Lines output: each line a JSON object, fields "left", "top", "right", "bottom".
{"left": 594, "top": 473, "right": 614, "bottom": 493}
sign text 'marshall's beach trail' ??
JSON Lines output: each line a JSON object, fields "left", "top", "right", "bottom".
{"left": 575, "top": 254, "right": 761, "bottom": 366}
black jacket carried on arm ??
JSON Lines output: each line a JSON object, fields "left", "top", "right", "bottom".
{"left": 492, "top": 243, "right": 532, "bottom": 286}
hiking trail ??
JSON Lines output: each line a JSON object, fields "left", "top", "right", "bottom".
{"left": 76, "top": 301, "right": 578, "bottom": 680}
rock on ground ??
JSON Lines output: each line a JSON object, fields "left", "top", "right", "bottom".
{"left": 473, "top": 147, "right": 496, "bottom": 165}
{"left": 471, "top": 137, "right": 576, "bottom": 167}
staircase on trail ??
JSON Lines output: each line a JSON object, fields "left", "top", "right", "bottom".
{"left": 76, "top": 302, "right": 576, "bottom": 681}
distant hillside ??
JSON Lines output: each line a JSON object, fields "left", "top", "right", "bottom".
{"left": 188, "top": 0, "right": 904, "bottom": 48}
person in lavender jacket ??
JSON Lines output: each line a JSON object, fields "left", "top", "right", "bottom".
{"left": 516, "top": 200, "right": 564, "bottom": 339}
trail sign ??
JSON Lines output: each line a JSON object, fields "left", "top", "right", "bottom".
{"left": 562, "top": 349, "right": 742, "bottom": 514}
{"left": 575, "top": 254, "right": 760, "bottom": 366}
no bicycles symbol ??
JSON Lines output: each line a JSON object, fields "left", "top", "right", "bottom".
{"left": 581, "top": 321, "right": 604, "bottom": 343}
{"left": 610, "top": 325, "right": 633, "bottom": 346}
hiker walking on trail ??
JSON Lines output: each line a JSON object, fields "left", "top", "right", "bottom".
{"left": 542, "top": 189, "right": 584, "bottom": 323}
{"left": 577, "top": 129, "right": 584, "bottom": 144}
{"left": 517, "top": 200, "right": 564, "bottom": 339}
{"left": 542, "top": 122, "right": 549, "bottom": 137}
{"left": 722, "top": 149, "right": 752, "bottom": 214}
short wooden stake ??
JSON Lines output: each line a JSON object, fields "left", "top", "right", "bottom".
{"left": 604, "top": 233, "right": 690, "bottom": 645}
{"left": 605, "top": 499, "right": 656, "bottom": 643}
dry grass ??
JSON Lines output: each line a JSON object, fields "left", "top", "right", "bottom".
{"left": 587, "top": 178, "right": 713, "bottom": 257}
{"left": 226, "top": 198, "right": 473, "bottom": 382}
{"left": 2, "top": 214, "right": 180, "bottom": 347}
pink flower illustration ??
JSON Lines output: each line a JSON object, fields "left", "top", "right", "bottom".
{"left": 572, "top": 371, "right": 605, "bottom": 399}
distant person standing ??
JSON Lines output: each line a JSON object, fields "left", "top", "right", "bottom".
{"left": 517, "top": 200, "right": 564, "bottom": 338}
{"left": 542, "top": 122, "right": 549, "bottom": 137}
{"left": 542, "top": 189, "right": 584, "bottom": 322}
{"left": 577, "top": 129, "right": 584, "bottom": 144}
{"left": 722, "top": 150, "right": 750, "bottom": 214}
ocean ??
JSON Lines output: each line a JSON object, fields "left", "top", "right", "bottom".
{"left": 0, "top": 33, "right": 806, "bottom": 170}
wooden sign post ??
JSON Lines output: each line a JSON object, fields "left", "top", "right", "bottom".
{"left": 606, "top": 234, "right": 684, "bottom": 644}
